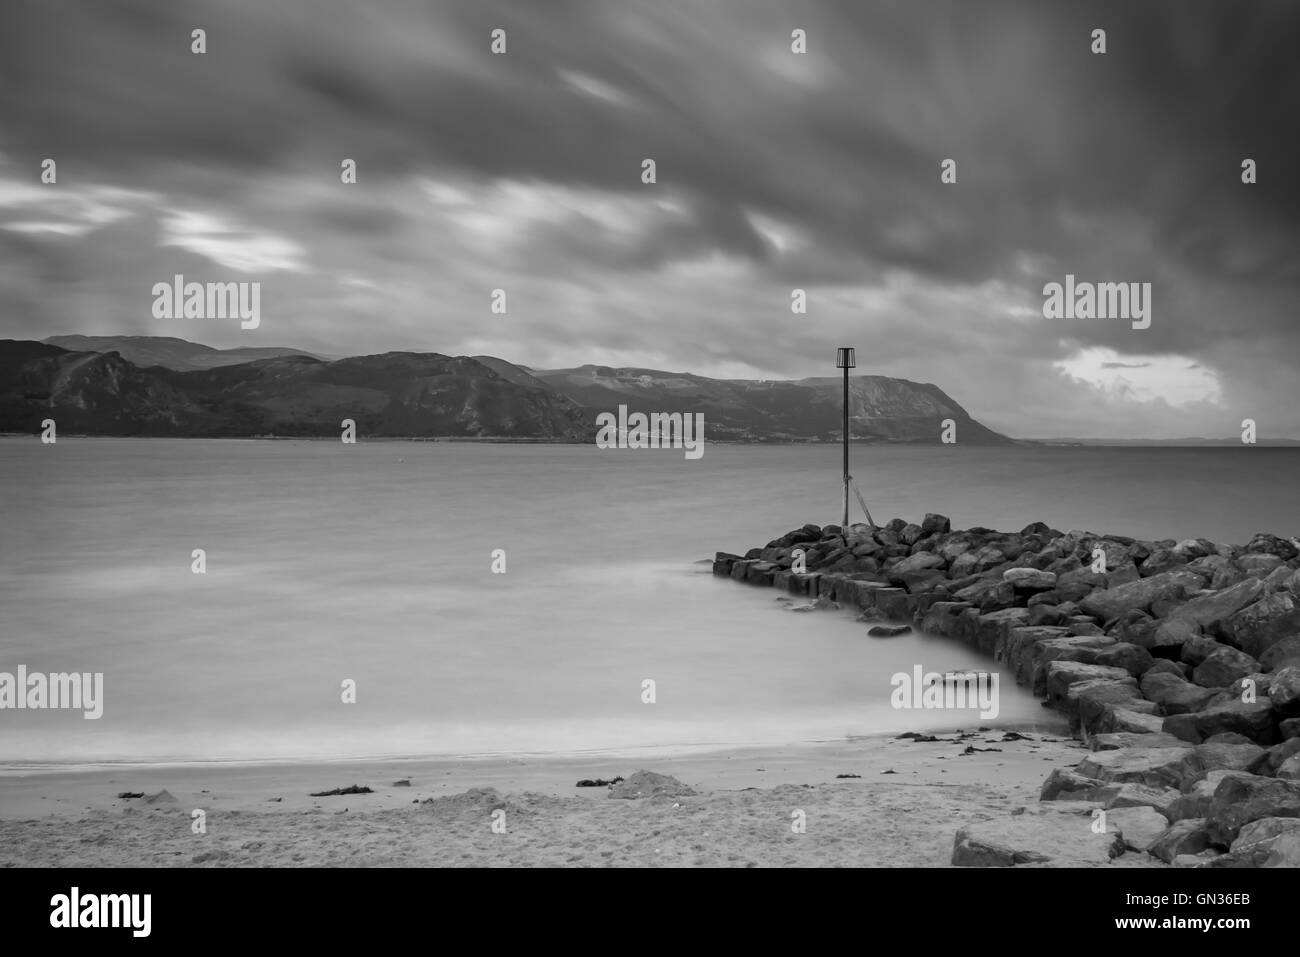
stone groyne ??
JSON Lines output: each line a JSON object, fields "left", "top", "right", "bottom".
{"left": 714, "top": 515, "right": 1300, "bottom": 867}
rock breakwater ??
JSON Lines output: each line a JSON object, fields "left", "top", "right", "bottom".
{"left": 714, "top": 515, "right": 1300, "bottom": 867}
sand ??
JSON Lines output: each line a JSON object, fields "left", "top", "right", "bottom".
{"left": 0, "top": 730, "right": 1165, "bottom": 867}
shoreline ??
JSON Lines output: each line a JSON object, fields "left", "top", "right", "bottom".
{"left": 0, "top": 728, "right": 1103, "bottom": 867}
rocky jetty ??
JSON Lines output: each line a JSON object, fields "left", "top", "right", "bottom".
{"left": 715, "top": 515, "right": 1300, "bottom": 867}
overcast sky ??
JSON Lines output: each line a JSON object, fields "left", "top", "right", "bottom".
{"left": 1, "top": 0, "right": 1296, "bottom": 439}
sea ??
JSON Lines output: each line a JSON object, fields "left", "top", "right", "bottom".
{"left": 1, "top": 438, "right": 1295, "bottom": 766}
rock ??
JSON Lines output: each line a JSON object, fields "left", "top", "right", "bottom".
{"left": 1094, "top": 707, "right": 1166, "bottom": 735}
{"left": 1223, "top": 818, "right": 1300, "bottom": 867}
{"left": 1003, "top": 568, "right": 1058, "bottom": 591}
{"left": 899, "top": 523, "right": 924, "bottom": 546}
{"left": 1204, "top": 732, "right": 1255, "bottom": 745}
{"left": 1276, "top": 755, "right": 1300, "bottom": 780}
{"left": 1189, "top": 700, "right": 1278, "bottom": 745}
{"left": 1283, "top": 718, "right": 1300, "bottom": 740}
{"left": 1226, "top": 592, "right": 1300, "bottom": 659}
{"left": 1143, "top": 659, "right": 1184, "bottom": 678}
{"left": 1162, "top": 714, "right": 1203, "bottom": 744}
{"left": 1193, "top": 646, "right": 1260, "bottom": 688}
{"left": 975, "top": 608, "right": 1034, "bottom": 657}
{"left": 1090, "top": 732, "right": 1187, "bottom": 751}
{"left": 1137, "top": 617, "right": 1201, "bottom": 657}
{"left": 1261, "top": 635, "right": 1300, "bottom": 673}
{"left": 886, "top": 551, "right": 946, "bottom": 584}
{"left": 1108, "top": 805, "right": 1171, "bottom": 852}
{"left": 872, "top": 587, "right": 912, "bottom": 621}
{"left": 1075, "top": 746, "right": 1203, "bottom": 790}
{"left": 1080, "top": 569, "right": 1204, "bottom": 622}
{"left": 1139, "top": 672, "right": 1218, "bottom": 715}
{"left": 1167, "top": 771, "right": 1260, "bottom": 822}
{"left": 1094, "top": 642, "right": 1154, "bottom": 677}
{"left": 1205, "top": 774, "right": 1300, "bottom": 844}
{"left": 1045, "top": 661, "right": 1131, "bottom": 707}
{"left": 608, "top": 771, "right": 697, "bottom": 800}
{"left": 1030, "top": 636, "right": 1117, "bottom": 694}
{"left": 921, "top": 513, "right": 951, "bottom": 536}
{"left": 1104, "top": 783, "right": 1181, "bottom": 820}
{"left": 1180, "top": 634, "right": 1222, "bottom": 667}
{"left": 1170, "top": 578, "right": 1265, "bottom": 636}
{"left": 1269, "top": 667, "right": 1300, "bottom": 716}
{"left": 1148, "top": 819, "right": 1215, "bottom": 863}
{"left": 1172, "top": 851, "right": 1221, "bottom": 867}
{"left": 1192, "top": 742, "right": 1270, "bottom": 777}
{"left": 1243, "top": 532, "right": 1299, "bottom": 561}
{"left": 920, "top": 601, "right": 974, "bottom": 637}
{"left": 1040, "top": 768, "right": 1121, "bottom": 802}
{"left": 952, "top": 804, "right": 1124, "bottom": 866}
{"left": 1173, "top": 539, "right": 1215, "bottom": 560}
{"left": 1072, "top": 680, "right": 1151, "bottom": 733}
{"left": 309, "top": 785, "right": 373, "bottom": 797}
{"left": 1266, "top": 738, "right": 1300, "bottom": 773}
{"left": 867, "top": 624, "right": 911, "bottom": 637}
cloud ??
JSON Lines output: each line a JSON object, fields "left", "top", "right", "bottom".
{"left": 0, "top": 0, "right": 1296, "bottom": 438}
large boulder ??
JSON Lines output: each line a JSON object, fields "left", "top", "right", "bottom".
{"left": 1079, "top": 569, "right": 1204, "bottom": 622}
{"left": 1103, "top": 783, "right": 1181, "bottom": 820}
{"left": 1045, "top": 661, "right": 1132, "bottom": 707}
{"left": 1075, "top": 746, "right": 1203, "bottom": 790}
{"left": 1270, "top": 667, "right": 1300, "bottom": 717}
{"left": 1147, "top": 820, "right": 1215, "bottom": 863}
{"left": 1073, "top": 681, "right": 1152, "bottom": 734}
{"left": 1030, "top": 636, "right": 1117, "bottom": 694}
{"left": 1216, "top": 818, "right": 1300, "bottom": 867}
{"left": 1192, "top": 646, "right": 1260, "bottom": 689}
{"left": 1191, "top": 741, "right": 1270, "bottom": 778}
{"left": 952, "top": 803, "right": 1124, "bottom": 866}
{"left": 1188, "top": 700, "right": 1278, "bottom": 745}
{"left": 1205, "top": 774, "right": 1300, "bottom": 844}
{"left": 1107, "top": 805, "right": 1171, "bottom": 853}
{"left": 1093, "top": 707, "right": 1166, "bottom": 735}
{"left": 1166, "top": 771, "right": 1260, "bottom": 822}
{"left": 1003, "top": 567, "right": 1057, "bottom": 592}
{"left": 1243, "top": 533, "right": 1299, "bottom": 561}
{"left": 1225, "top": 592, "right": 1300, "bottom": 659}
{"left": 1094, "top": 642, "right": 1155, "bottom": 677}
{"left": 1139, "top": 672, "right": 1219, "bottom": 715}
{"left": 1169, "top": 578, "right": 1265, "bottom": 637}
{"left": 1260, "top": 635, "right": 1300, "bottom": 672}
{"left": 1136, "top": 617, "right": 1201, "bottom": 658}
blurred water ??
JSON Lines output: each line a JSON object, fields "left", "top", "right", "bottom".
{"left": 0, "top": 438, "right": 1295, "bottom": 764}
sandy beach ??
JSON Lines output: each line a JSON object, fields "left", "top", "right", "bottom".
{"left": 0, "top": 727, "right": 1165, "bottom": 867}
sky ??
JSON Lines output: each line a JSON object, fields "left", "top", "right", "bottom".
{"left": 0, "top": 0, "right": 1297, "bottom": 439}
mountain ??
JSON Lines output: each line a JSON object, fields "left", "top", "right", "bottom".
{"left": 528, "top": 365, "right": 1013, "bottom": 443}
{"left": 0, "top": 342, "right": 590, "bottom": 439}
{"left": 0, "top": 337, "right": 1012, "bottom": 442}
{"left": 41, "top": 335, "right": 325, "bottom": 372}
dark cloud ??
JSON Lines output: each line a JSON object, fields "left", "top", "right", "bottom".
{"left": 0, "top": 0, "right": 1296, "bottom": 438}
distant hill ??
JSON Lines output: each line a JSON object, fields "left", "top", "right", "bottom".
{"left": 42, "top": 335, "right": 324, "bottom": 372}
{"left": 528, "top": 364, "right": 1013, "bottom": 443}
{"left": 0, "top": 342, "right": 590, "bottom": 438}
{"left": 1, "top": 336, "right": 1012, "bottom": 442}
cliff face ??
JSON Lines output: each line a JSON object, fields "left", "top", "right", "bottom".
{"left": 1, "top": 339, "right": 1011, "bottom": 442}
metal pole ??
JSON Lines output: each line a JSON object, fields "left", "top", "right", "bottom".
{"left": 842, "top": 363, "right": 849, "bottom": 526}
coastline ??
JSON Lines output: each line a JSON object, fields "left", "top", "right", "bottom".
{"left": 0, "top": 730, "right": 1111, "bottom": 867}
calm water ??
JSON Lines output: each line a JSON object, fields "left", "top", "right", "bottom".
{"left": 1, "top": 439, "right": 1296, "bottom": 765}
